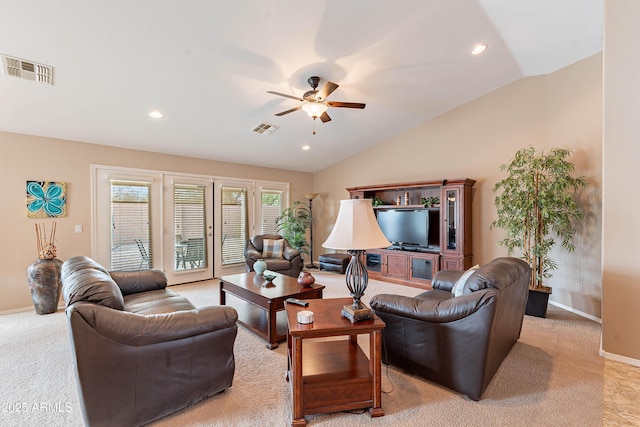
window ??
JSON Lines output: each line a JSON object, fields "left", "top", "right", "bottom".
{"left": 110, "top": 180, "right": 152, "bottom": 270}
{"left": 221, "top": 187, "right": 248, "bottom": 265}
{"left": 261, "top": 190, "right": 282, "bottom": 235}
{"left": 174, "top": 184, "right": 207, "bottom": 270}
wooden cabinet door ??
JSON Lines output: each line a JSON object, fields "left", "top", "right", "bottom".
{"left": 384, "top": 252, "right": 407, "bottom": 280}
{"left": 409, "top": 253, "right": 439, "bottom": 284}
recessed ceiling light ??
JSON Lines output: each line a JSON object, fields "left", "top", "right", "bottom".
{"left": 471, "top": 44, "right": 487, "bottom": 55}
{"left": 148, "top": 110, "right": 163, "bottom": 119}
{"left": 302, "top": 145, "right": 311, "bottom": 151}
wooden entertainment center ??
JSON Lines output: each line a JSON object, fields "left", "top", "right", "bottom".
{"left": 347, "top": 178, "right": 475, "bottom": 288}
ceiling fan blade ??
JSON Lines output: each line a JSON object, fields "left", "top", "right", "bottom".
{"left": 317, "top": 81, "right": 339, "bottom": 101}
{"left": 319, "top": 112, "right": 331, "bottom": 123}
{"left": 267, "top": 91, "right": 304, "bottom": 102}
{"left": 274, "top": 106, "right": 301, "bottom": 116}
{"left": 327, "top": 101, "right": 366, "bottom": 109}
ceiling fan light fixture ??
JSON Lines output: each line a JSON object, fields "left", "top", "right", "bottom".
{"left": 301, "top": 101, "right": 328, "bottom": 119}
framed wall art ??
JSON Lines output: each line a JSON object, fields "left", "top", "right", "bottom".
{"left": 26, "top": 180, "right": 67, "bottom": 218}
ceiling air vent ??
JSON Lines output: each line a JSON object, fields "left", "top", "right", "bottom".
{"left": 252, "top": 122, "right": 278, "bottom": 135}
{"left": 1, "top": 54, "right": 54, "bottom": 85}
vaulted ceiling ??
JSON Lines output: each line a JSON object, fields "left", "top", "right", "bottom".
{"left": 0, "top": 1, "right": 602, "bottom": 173}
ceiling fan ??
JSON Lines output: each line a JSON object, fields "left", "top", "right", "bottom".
{"left": 267, "top": 76, "right": 365, "bottom": 129}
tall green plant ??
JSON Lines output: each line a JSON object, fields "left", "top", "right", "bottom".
{"left": 275, "top": 201, "right": 312, "bottom": 255}
{"left": 491, "top": 147, "right": 587, "bottom": 290}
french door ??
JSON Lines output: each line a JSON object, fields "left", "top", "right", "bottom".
{"left": 93, "top": 166, "right": 288, "bottom": 283}
{"left": 163, "top": 175, "right": 214, "bottom": 284}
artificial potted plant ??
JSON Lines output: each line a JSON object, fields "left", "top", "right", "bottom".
{"left": 275, "top": 201, "right": 313, "bottom": 257}
{"left": 491, "top": 147, "right": 587, "bottom": 317}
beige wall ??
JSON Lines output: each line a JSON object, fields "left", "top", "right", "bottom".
{"left": 314, "top": 53, "right": 603, "bottom": 319}
{"left": 602, "top": 0, "right": 640, "bottom": 361}
{"left": 0, "top": 132, "right": 312, "bottom": 312}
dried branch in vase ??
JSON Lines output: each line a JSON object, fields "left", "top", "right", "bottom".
{"left": 35, "top": 222, "right": 57, "bottom": 260}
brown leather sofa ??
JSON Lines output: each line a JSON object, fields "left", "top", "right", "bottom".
{"left": 369, "top": 257, "right": 531, "bottom": 400}
{"left": 61, "top": 256, "right": 238, "bottom": 427}
{"left": 244, "top": 234, "right": 304, "bottom": 277}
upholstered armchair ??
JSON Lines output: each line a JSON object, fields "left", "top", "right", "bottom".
{"left": 244, "top": 234, "right": 304, "bottom": 278}
{"left": 369, "top": 257, "right": 531, "bottom": 400}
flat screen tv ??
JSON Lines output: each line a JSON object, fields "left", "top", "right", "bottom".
{"left": 376, "top": 208, "right": 438, "bottom": 250}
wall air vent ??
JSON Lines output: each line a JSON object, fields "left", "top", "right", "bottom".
{"left": 251, "top": 122, "right": 278, "bottom": 135}
{"left": 1, "top": 54, "right": 54, "bottom": 85}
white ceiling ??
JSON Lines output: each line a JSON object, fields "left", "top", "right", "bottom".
{"left": 0, "top": 0, "right": 602, "bottom": 173}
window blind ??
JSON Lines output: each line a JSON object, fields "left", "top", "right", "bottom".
{"left": 261, "top": 190, "right": 282, "bottom": 235}
{"left": 221, "top": 187, "right": 248, "bottom": 265}
{"left": 110, "top": 180, "right": 152, "bottom": 271}
{"left": 174, "top": 184, "right": 207, "bottom": 270}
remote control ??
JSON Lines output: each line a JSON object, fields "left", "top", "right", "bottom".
{"left": 286, "top": 298, "right": 309, "bottom": 307}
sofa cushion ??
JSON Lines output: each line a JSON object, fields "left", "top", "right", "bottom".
{"left": 262, "top": 238, "right": 284, "bottom": 258}
{"left": 451, "top": 265, "right": 479, "bottom": 297}
{"left": 123, "top": 289, "right": 195, "bottom": 315}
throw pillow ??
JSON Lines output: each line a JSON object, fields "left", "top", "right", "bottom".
{"left": 262, "top": 238, "right": 284, "bottom": 259}
{"left": 451, "top": 264, "right": 480, "bottom": 297}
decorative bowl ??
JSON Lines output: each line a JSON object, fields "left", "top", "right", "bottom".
{"left": 263, "top": 274, "right": 276, "bottom": 283}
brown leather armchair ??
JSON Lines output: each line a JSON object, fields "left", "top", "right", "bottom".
{"left": 61, "top": 256, "right": 238, "bottom": 427}
{"left": 244, "top": 234, "right": 304, "bottom": 278}
{"left": 370, "top": 257, "right": 531, "bottom": 400}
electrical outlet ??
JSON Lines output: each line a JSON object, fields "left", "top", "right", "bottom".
{"left": 75, "top": 225, "right": 83, "bottom": 233}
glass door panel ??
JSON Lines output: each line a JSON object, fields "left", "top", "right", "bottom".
{"left": 446, "top": 189, "right": 457, "bottom": 250}
{"left": 110, "top": 180, "right": 152, "bottom": 271}
{"left": 174, "top": 184, "right": 207, "bottom": 271}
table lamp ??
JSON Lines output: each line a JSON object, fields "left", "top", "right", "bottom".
{"left": 322, "top": 199, "right": 391, "bottom": 322}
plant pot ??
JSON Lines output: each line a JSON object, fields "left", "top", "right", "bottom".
{"left": 525, "top": 288, "right": 551, "bottom": 318}
{"left": 27, "top": 258, "right": 63, "bottom": 315}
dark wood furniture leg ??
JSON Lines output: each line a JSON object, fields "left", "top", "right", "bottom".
{"left": 291, "top": 335, "right": 305, "bottom": 426}
{"left": 370, "top": 329, "right": 384, "bottom": 417}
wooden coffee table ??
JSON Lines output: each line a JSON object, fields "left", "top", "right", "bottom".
{"left": 219, "top": 272, "right": 324, "bottom": 349}
{"left": 285, "top": 298, "right": 386, "bottom": 426}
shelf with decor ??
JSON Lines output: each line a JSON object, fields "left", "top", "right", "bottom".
{"left": 347, "top": 178, "right": 475, "bottom": 288}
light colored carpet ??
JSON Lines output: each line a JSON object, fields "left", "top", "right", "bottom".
{"left": 0, "top": 271, "right": 603, "bottom": 426}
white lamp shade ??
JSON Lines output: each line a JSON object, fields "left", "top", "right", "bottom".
{"left": 322, "top": 199, "right": 391, "bottom": 250}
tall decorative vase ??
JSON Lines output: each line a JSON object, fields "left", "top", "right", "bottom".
{"left": 27, "top": 258, "right": 63, "bottom": 315}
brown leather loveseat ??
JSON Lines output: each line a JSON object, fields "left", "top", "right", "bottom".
{"left": 61, "top": 256, "right": 238, "bottom": 427}
{"left": 370, "top": 257, "right": 531, "bottom": 400}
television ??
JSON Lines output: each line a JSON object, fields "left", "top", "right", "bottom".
{"left": 376, "top": 208, "right": 439, "bottom": 250}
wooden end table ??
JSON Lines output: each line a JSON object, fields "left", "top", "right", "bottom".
{"left": 285, "top": 298, "right": 386, "bottom": 426}
{"left": 219, "top": 271, "right": 324, "bottom": 349}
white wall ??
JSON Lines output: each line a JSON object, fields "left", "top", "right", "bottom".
{"left": 602, "top": 0, "right": 640, "bottom": 362}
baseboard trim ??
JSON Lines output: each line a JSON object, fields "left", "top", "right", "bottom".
{"left": 549, "top": 300, "right": 601, "bottom": 323}
{"left": 599, "top": 349, "right": 640, "bottom": 368}
{"left": 0, "top": 302, "right": 65, "bottom": 316}
{"left": 0, "top": 306, "right": 35, "bottom": 315}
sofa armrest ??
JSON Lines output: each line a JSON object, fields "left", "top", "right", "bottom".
{"left": 244, "top": 247, "right": 262, "bottom": 260}
{"left": 431, "top": 270, "right": 464, "bottom": 292}
{"left": 282, "top": 246, "right": 301, "bottom": 261}
{"left": 67, "top": 302, "right": 238, "bottom": 346}
{"left": 370, "top": 290, "right": 497, "bottom": 323}
{"left": 110, "top": 270, "right": 167, "bottom": 295}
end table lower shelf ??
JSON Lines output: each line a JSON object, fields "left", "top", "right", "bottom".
{"left": 285, "top": 298, "right": 385, "bottom": 426}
